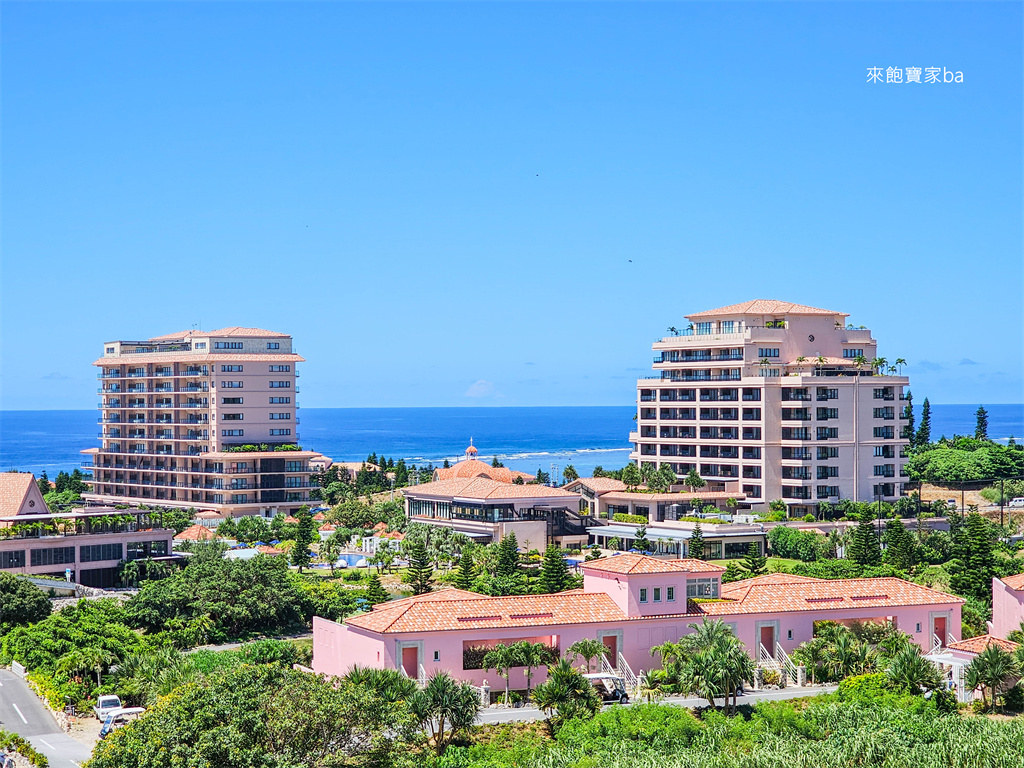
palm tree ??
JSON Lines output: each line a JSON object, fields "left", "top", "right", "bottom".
{"left": 667, "top": 326, "right": 679, "bottom": 336}
{"left": 795, "top": 356, "right": 807, "bottom": 375}
{"left": 409, "top": 672, "right": 481, "bottom": 754}
{"left": 828, "top": 630, "right": 862, "bottom": 679}
{"left": 894, "top": 358, "right": 908, "bottom": 375}
{"left": 532, "top": 658, "right": 601, "bottom": 733}
{"left": 965, "top": 644, "right": 1021, "bottom": 713}
{"left": 793, "top": 638, "right": 828, "bottom": 685}
{"left": 483, "top": 643, "right": 523, "bottom": 705}
{"left": 514, "top": 641, "right": 549, "bottom": 695}
{"left": 815, "top": 355, "right": 827, "bottom": 376}
{"left": 853, "top": 354, "right": 868, "bottom": 374}
{"left": 638, "top": 669, "right": 663, "bottom": 703}
{"left": 885, "top": 643, "right": 941, "bottom": 694}
{"left": 61, "top": 647, "right": 116, "bottom": 688}
{"left": 567, "top": 638, "right": 608, "bottom": 673}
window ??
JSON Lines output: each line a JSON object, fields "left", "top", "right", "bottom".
{"left": 222, "top": 397, "right": 243, "bottom": 404}
{"left": 653, "top": 588, "right": 662, "bottom": 603}
{"left": 916, "top": 623, "right": 922, "bottom": 633}
{"left": 269, "top": 413, "right": 291, "bottom": 420}
{"left": 695, "top": 322, "right": 713, "bottom": 335}
{"left": 106, "top": 346, "right": 115, "bottom": 354}
{"left": 0, "top": 550, "right": 26, "bottom": 569}
{"left": 127, "top": 540, "right": 168, "bottom": 560}
{"left": 759, "top": 368, "right": 780, "bottom": 378}
{"left": 667, "top": 586, "right": 675, "bottom": 602}
{"left": 193, "top": 342, "right": 207, "bottom": 349}
{"left": 285, "top": 477, "right": 305, "bottom": 487}
{"left": 269, "top": 365, "right": 290, "bottom": 372}
{"left": 686, "top": 578, "right": 719, "bottom": 598}
{"left": 222, "top": 429, "right": 244, "bottom": 437}
{"left": 221, "top": 381, "right": 243, "bottom": 388}
{"left": 269, "top": 397, "right": 291, "bottom": 404}
{"left": 817, "top": 408, "right": 839, "bottom": 420}
{"left": 817, "top": 446, "right": 839, "bottom": 460}
{"left": 873, "top": 407, "right": 895, "bottom": 419}
{"left": 817, "top": 485, "right": 840, "bottom": 499}
{"left": 757, "top": 348, "right": 780, "bottom": 358}
{"left": 267, "top": 342, "right": 280, "bottom": 350}
{"left": 874, "top": 464, "right": 895, "bottom": 477}
{"left": 214, "top": 342, "right": 244, "bottom": 350}
{"left": 433, "top": 650, "right": 440, "bottom": 662}
{"left": 787, "top": 629, "right": 793, "bottom": 640}
{"left": 742, "top": 484, "right": 762, "bottom": 498}
{"left": 817, "top": 466, "right": 838, "bottom": 479}
{"left": 30, "top": 547, "right": 75, "bottom": 567}
{"left": 269, "top": 428, "right": 291, "bottom": 436}
{"left": 742, "top": 388, "right": 761, "bottom": 401}
{"left": 782, "top": 427, "right": 810, "bottom": 440}
{"left": 231, "top": 494, "right": 249, "bottom": 504}
{"left": 80, "top": 543, "right": 123, "bottom": 563}
{"left": 221, "top": 365, "right": 243, "bottom": 372}
{"left": 817, "top": 427, "right": 838, "bottom": 440}
{"left": 743, "top": 408, "right": 761, "bottom": 420}
{"left": 269, "top": 381, "right": 291, "bottom": 388}
{"left": 817, "top": 388, "right": 839, "bottom": 401}
{"left": 843, "top": 349, "right": 863, "bottom": 358}
{"left": 743, "top": 446, "right": 761, "bottom": 459}
{"left": 222, "top": 413, "right": 243, "bottom": 421}
{"left": 874, "top": 426, "right": 895, "bottom": 439}
{"left": 743, "top": 427, "right": 762, "bottom": 440}
{"left": 639, "top": 588, "right": 648, "bottom": 603}
{"left": 285, "top": 461, "right": 304, "bottom": 472}
{"left": 875, "top": 445, "right": 895, "bottom": 458}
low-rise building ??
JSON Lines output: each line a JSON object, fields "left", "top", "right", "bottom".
{"left": 565, "top": 477, "right": 746, "bottom": 521}
{"left": 991, "top": 574, "right": 1024, "bottom": 639}
{"left": 312, "top": 553, "right": 962, "bottom": 685}
{"left": 0, "top": 473, "right": 175, "bottom": 588}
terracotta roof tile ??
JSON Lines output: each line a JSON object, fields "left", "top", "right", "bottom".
{"left": 174, "top": 524, "right": 218, "bottom": 541}
{"left": 686, "top": 300, "right": 847, "bottom": 319}
{"left": 567, "top": 477, "right": 628, "bottom": 493}
{"left": 404, "top": 476, "right": 579, "bottom": 502}
{"left": 434, "top": 459, "right": 535, "bottom": 484}
{"left": 346, "top": 590, "right": 624, "bottom": 634}
{"left": 256, "top": 545, "right": 285, "bottom": 555}
{"left": 0, "top": 473, "right": 38, "bottom": 517}
{"left": 581, "top": 553, "right": 723, "bottom": 575}
{"left": 703, "top": 576, "right": 962, "bottom": 616}
{"left": 947, "top": 634, "right": 1019, "bottom": 655}
{"left": 1001, "top": 573, "right": 1024, "bottom": 591}
{"left": 149, "top": 327, "right": 290, "bottom": 340}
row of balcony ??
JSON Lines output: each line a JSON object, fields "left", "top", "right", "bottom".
{"left": 92, "top": 477, "right": 316, "bottom": 489}
{"left": 85, "top": 461, "right": 310, "bottom": 475}
{"left": 98, "top": 370, "right": 210, "bottom": 379}
{"left": 101, "top": 401, "right": 210, "bottom": 409}
{"left": 99, "top": 385, "right": 210, "bottom": 394}
{"left": 100, "top": 417, "right": 209, "bottom": 425}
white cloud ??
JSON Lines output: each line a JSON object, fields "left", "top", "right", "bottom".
{"left": 464, "top": 380, "right": 495, "bottom": 398}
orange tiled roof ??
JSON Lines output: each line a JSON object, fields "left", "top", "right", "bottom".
{"left": 312, "top": 512, "right": 326, "bottom": 521}
{"left": 318, "top": 523, "right": 336, "bottom": 532}
{"left": 581, "top": 553, "right": 724, "bottom": 575}
{"left": 257, "top": 545, "right": 285, "bottom": 555}
{"left": 702, "top": 575, "right": 962, "bottom": 616}
{"left": 568, "top": 477, "right": 628, "bottom": 493}
{"left": 93, "top": 353, "right": 304, "bottom": 365}
{"left": 405, "top": 476, "right": 579, "bottom": 502}
{"left": 345, "top": 589, "right": 624, "bottom": 634}
{"left": 686, "top": 300, "right": 846, "bottom": 319}
{"left": 372, "top": 522, "right": 388, "bottom": 531}
{"left": 174, "top": 524, "right": 218, "bottom": 541}
{"left": 0, "top": 473, "right": 38, "bottom": 517}
{"left": 947, "top": 634, "right": 1019, "bottom": 655}
{"left": 1001, "top": 573, "right": 1024, "bottom": 591}
{"left": 283, "top": 516, "right": 299, "bottom": 524}
{"left": 434, "top": 459, "right": 535, "bottom": 484}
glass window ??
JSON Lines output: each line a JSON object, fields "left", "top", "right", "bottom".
{"left": 653, "top": 588, "right": 662, "bottom": 603}
{"left": 667, "top": 586, "right": 675, "bottom": 602}
{"left": 639, "top": 588, "right": 648, "bottom": 603}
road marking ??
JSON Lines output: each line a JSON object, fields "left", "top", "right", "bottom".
{"left": 11, "top": 702, "right": 28, "bottom": 723}
{"left": 39, "top": 739, "right": 55, "bottom": 749}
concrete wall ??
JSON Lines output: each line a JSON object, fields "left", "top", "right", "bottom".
{"left": 992, "top": 578, "right": 1024, "bottom": 639}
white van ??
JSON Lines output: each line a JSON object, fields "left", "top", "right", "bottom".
{"left": 1008, "top": 498, "right": 1024, "bottom": 509}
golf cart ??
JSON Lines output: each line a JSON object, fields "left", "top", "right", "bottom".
{"left": 583, "top": 673, "right": 630, "bottom": 704}
{"left": 98, "top": 707, "right": 146, "bottom": 739}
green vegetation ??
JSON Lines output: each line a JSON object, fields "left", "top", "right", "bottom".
{"left": 0, "top": 728, "right": 49, "bottom": 767}
{"left": 0, "top": 573, "right": 52, "bottom": 633}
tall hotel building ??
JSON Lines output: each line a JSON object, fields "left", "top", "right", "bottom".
{"left": 83, "top": 328, "right": 319, "bottom": 518}
{"left": 631, "top": 301, "right": 910, "bottom": 515}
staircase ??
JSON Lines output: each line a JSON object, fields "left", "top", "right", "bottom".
{"left": 600, "top": 653, "right": 640, "bottom": 697}
{"left": 758, "top": 644, "right": 799, "bottom": 687}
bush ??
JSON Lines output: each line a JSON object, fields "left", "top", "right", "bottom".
{"left": 556, "top": 703, "right": 703, "bottom": 754}
{"left": 0, "top": 728, "right": 49, "bottom": 767}
{"left": 612, "top": 513, "right": 648, "bottom": 525}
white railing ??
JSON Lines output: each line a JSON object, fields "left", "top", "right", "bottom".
{"left": 617, "top": 652, "right": 639, "bottom": 691}
{"left": 930, "top": 634, "right": 943, "bottom": 654}
{"left": 776, "top": 645, "right": 799, "bottom": 684}
{"left": 759, "top": 644, "right": 778, "bottom": 668}
{"left": 418, "top": 663, "right": 427, "bottom": 687}
{"left": 599, "top": 653, "right": 616, "bottom": 676}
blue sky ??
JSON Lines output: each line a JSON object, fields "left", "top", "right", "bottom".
{"left": 2, "top": 2, "right": 1021, "bottom": 410}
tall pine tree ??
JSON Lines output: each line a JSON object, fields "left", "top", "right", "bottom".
{"left": 975, "top": 405, "right": 989, "bottom": 441}
{"left": 454, "top": 547, "right": 476, "bottom": 590}
{"left": 364, "top": 571, "right": 389, "bottom": 605}
{"left": 915, "top": 397, "right": 932, "bottom": 448}
{"left": 290, "top": 508, "right": 314, "bottom": 572}
{"left": 949, "top": 512, "right": 996, "bottom": 605}
{"left": 495, "top": 532, "right": 520, "bottom": 579}
{"left": 689, "top": 524, "right": 705, "bottom": 560}
{"left": 405, "top": 539, "right": 434, "bottom": 595}
{"left": 847, "top": 508, "right": 882, "bottom": 566}
{"left": 883, "top": 518, "right": 915, "bottom": 571}
{"left": 903, "top": 391, "right": 914, "bottom": 439}
{"left": 741, "top": 541, "right": 766, "bottom": 576}
{"left": 539, "top": 543, "right": 571, "bottom": 593}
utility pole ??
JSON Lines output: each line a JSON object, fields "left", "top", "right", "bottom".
{"left": 1000, "top": 478, "right": 1005, "bottom": 528}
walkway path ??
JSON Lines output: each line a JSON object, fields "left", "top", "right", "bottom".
{"left": 477, "top": 684, "right": 838, "bottom": 724}
{"left": 0, "top": 669, "right": 94, "bottom": 767}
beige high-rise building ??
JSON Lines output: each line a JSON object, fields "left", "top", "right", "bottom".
{"left": 83, "top": 327, "right": 319, "bottom": 518}
{"left": 630, "top": 300, "right": 911, "bottom": 515}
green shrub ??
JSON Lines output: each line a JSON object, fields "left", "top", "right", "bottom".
{"left": 612, "top": 513, "right": 648, "bottom": 525}
{"left": 0, "top": 728, "right": 49, "bottom": 767}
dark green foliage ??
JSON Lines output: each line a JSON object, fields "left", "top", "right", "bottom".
{"left": 949, "top": 512, "right": 997, "bottom": 605}
{"left": 404, "top": 539, "right": 435, "bottom": 595}
{"left": 562, "top": 465, "right": 579, "bottom": 482}
{"left": 915, "top": 397, "right": 932, "bottom": 448}
{"left": 539, "top": 544, "right": 571, "bottom": 593}
{"left": 741, "top": 541, "right": 766, "bottom": 576}
{"left": 495, "top": 533, "right": 520, "bottom": 579}
{"left": 290, "top": 508, "right": 314, "bottom": 571}
{"left": 634, "top": 525, "right": 653, "bottom": 554}
{"left": 847, "top": 509, "right": 882, "bottom": 566}
{"left": 767, "top": 525, "right": 823, "bottom": 561}
{"left": 454, "top": 549, "right": 476, "bottom": 590}
{"left": 363, "top": 571, "right": 389, "bottom": 605}
{"left": 124, "top": 552, "right": 308, "bottom": 639}
{"left": 36, "top": 471, "right": 51, "bottom": 497}
{"left": 0, "top": 728, "right": 49, "bottom": 767}
{"left": 687, "top": 524, "right": 703, "bottom": 559}
{"left": 0, "top": 573, "right": 52, "bottom": 633}
{"left": 883, "top": 519, "right": 916, "bottom": 571}
{"left": 621, "top": 462, "right": 642, "bottom": 489}
{"left": 975, "top": 405, "right": 989, "bottom": 440}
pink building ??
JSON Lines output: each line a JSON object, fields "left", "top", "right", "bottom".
{"left": 313, "top": 553, "right": 962, "bottom": 686}
{"left": 0, "top": 473, "right": 175, "bottom": 588}
{"left": 991, "top": 574, "right": 1024, "bottom": 639}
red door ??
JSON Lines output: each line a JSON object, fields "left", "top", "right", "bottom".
{"left": 601, "top": 635, "right": 618, "bottom": 662}
{"left": 402, "top": 646, "right": 418, "bottom": 678}
{"left": 934, "top": 617, "right": 947, "bottom": 647}
{"left": 759, "top": 625, "right": 775, "bottom": 657}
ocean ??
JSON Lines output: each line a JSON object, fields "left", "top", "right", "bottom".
{"left": 1, "top": 404, "right": 1021, "bottom": 480}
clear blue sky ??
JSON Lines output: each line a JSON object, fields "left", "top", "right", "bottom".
{"left": 2, "top": 2, "right": 1021, "bottom": 410}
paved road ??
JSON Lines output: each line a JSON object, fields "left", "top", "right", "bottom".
{"left": 0, "top": 669, "right": 94, "bottom": 766}
{"left": 477, "top": 684, "right": 838, "bottom": 724}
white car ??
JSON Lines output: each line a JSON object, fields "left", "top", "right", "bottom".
{"left": 1008, "top": 498, "right": 1024, "bottom": 509}
{"left": 93, "top": 694, "right": 123, "bottom": 720}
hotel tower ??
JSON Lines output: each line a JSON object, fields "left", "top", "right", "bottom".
{"left": 631, "top": 300, "right": 911, "bottom": 515}
{"left": 83, "top": 327, "right": 318, "bottom": 518}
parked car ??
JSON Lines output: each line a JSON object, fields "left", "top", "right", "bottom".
{"left": 945, "top": 499, "right": 958, "bottom": 509}
{"left": 98, "top": 707, "right": 146, "bottom": 739}
{"left": 93, "top": 694, "right": 123, "bottom": 720}
{"left": 1008, "top": 498, "right": 1024, "bottom": 509}
{"left": 583, "top": 673, "right": 630, "bottom": 704}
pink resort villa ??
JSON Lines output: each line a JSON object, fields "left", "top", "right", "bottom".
{"left": 313, "top": 552, "right": 963, "bottom": 687}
